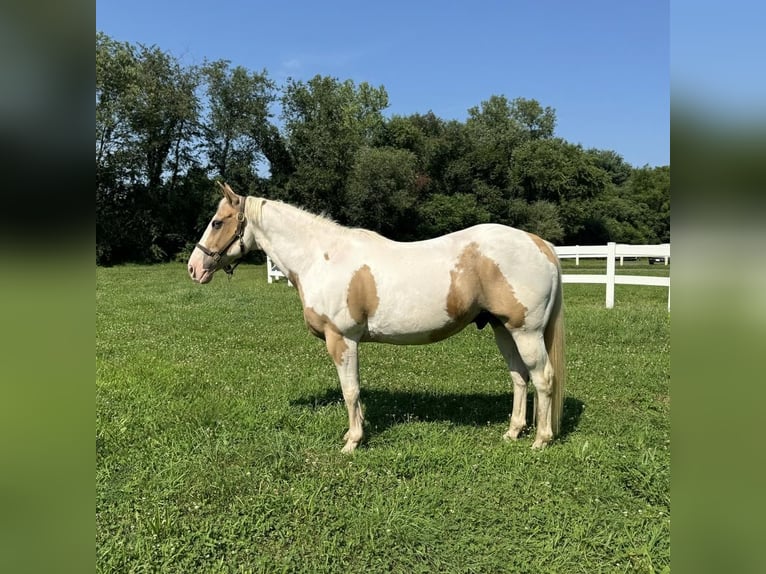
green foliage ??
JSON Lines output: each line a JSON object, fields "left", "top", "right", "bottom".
{"left": 430, "top": 121, "right": 475, "bottom": 196}
{"left": 344, "top": 147, "right": 420, "bottom": 238}
{"left": 95, "top": 32, "right": 669, "bottom": 264}
{"left": 522, "top": 200, "right": 566, "bottom": 243}
{"left": 510, "top": 138, "right": 609, "bottom": 204}
{"left": 280, "top": 76, "right": 389, "bottom": 219}
{"left": 509, "top": 97, "right": 557, "bottom": 140}
{"left": 587, "top": 149, "right": 633, "bottom": 186}
{"left": 200, "top": 60, "right": 277, "bottom": 192}
{"left": 625, "top": 166, "right": 671, "bottom": 243}
{"left": 465, "top": 96, "right": 519, "bottom": 190}
{"left": 97, "top": 263, "right": 669, "bottom": 573}
{"left": 418, "top": 193, "right": 491, "bottom": 237}
{"left": 97, "top": 34, "right": 203, "bottom": 264}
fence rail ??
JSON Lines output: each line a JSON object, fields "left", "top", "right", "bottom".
{"left": 267, "top": 241, "right": 671, "bottom": 310}
{"left": 554, "top": 242, "right": 670, "bottom": 310}
{"left": 266, "top": 257, "right": 292, "bottom": 286}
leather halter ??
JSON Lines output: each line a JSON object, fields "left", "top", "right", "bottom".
{"left": 195, "top": 198, "right": 248, "bottom": 276}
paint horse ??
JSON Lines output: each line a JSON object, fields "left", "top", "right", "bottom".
{"left": 188, "top": 183, "right": 566, "bottom": 453}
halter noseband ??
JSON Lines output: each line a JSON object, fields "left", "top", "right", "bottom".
{"left": 196, "top": 198, "right": 248, "bottom": 277}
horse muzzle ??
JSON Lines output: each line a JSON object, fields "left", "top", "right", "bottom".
{"left": 187, "top": 248, "right": 216, "bottom": 284}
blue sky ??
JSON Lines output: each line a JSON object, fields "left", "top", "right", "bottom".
{"left": 97, "top": 0, "right": 669, "bottom": 167}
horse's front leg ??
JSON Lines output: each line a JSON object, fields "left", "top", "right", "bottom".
{"left": 325, "top": 330, "right": 364, "bottom": 453}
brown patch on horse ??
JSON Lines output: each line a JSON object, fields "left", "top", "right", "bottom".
{"left": 347, "top": 265, "right": 379, "bottom": 325}
{"left": 324, "top": 252, "right": 330, "bottom": 261}
{"left": 303, "top": 306, "right": 347, "bottom": 364}
{"left": 291, "top": 272, "right": 349, "bottom": 364}
{"left": 203, "top": 197, "right": 243, "bottom": 253}
{"left": 446, "top": 242, "right": 527, "bottom": 330}
{"left": 302, "top": 306, "right": 326, "bottom": 339}
{"left": 324, "top": 328, "right": 349, "bottom": 366}
{"left": 526, "top": 232, "right": 558, "bottom": 266}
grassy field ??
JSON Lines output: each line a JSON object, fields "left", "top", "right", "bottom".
{"left": 97, "top": 263, "right": 670, "bottom": 573}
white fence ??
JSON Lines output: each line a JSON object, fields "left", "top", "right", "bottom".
{"left": 268, "top": 242, "right": 671, "bottom": 310}
{"left": 555, "top": 242, "right": 670, "bottom": 310}
{"left": 267, "top": 256, "right": 292, "bottom": 286}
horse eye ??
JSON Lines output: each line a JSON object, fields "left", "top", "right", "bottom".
{"left": 211, "top": 220, "right": 223, "bottom": 230}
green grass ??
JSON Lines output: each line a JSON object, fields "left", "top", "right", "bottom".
{"left": 97, "top": 263, "right": 669, "bottom": 573}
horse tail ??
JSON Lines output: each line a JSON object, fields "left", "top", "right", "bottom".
{"left": 544, "top": 269, "right": 566, "bottom": 437}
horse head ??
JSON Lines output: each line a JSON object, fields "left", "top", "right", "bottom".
{"left": 187, "top": 182, "right": 249, "bottom": 284}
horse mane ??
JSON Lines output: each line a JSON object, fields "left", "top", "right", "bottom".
{"left": 245, "top": 196, "right": 267, "bottom": 225}
{"left": 249, "top": 197, "right": 386, "bottom": 241}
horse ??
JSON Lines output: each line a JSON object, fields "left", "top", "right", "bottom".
{"left": 188, "top": 182, "right": 566, "bottom": 453}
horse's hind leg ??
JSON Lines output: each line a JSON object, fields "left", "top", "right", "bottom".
{"left": 512, "top": 330, "right": 555, "bottom": 449}
{"left": 492, "top": 324, "right": 530, "bottom": 440}
{"left": 325, "top": 330, "right": 364, "bottom": 453}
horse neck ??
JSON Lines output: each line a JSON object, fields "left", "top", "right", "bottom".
{"left": 246, "top": 198, "right": 337, "bottom": 276}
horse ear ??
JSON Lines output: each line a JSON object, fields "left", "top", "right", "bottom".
{"left": 218, "top": 181, "right": 240, "bottom": 205}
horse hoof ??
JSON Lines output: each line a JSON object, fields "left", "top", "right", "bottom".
{"left": 341, "top": 441, "right": 360, "bottom": 454}
{"left": 503, "top": 430, "right": 521, "bottom": 441}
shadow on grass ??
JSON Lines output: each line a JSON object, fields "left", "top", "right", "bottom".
{"left": 291, "top": 388, "right": 584, "bottom": 441}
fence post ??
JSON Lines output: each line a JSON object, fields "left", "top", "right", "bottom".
{"left": 575, "top": 245, "right": 579, "bottom": 266}
{"left": 606, "top": 242, "right": 616, "bottom": 308}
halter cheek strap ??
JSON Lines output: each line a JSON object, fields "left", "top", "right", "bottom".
{"left": 196, "top": 198, "right": 248, "bottom": 276}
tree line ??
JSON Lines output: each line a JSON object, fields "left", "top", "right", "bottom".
{"left": 96, "top": 32, "right": 669, "bottom": 265}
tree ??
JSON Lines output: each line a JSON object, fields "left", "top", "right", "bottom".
{"left": 577, "top": 164, "right": 670, "bottom": 245}
{"left": 509, "top": 97, "right": 556, "bottom": 140}
{"left": 465, "top": 95, "right": 522, "bottom": 190}
{"left": 510, "top": 138, "right": 608, "bottom": 203}
{"left": 509, "top": 138, "right": 610, "bottom": 243}
{"left": 344, "top": 147, "right": 419, "bottom": 239}
{"left": 96, "top": 33, "right": 203, "bottom": 263}
{"left": 96, "top": 33, "right": 150, "bottom": 264}
{"left": 429, "top": 120, "right": 474, "bottom": 196}
{"left": 418, "top": 193, "right": 490, "bottom": 237}
{"left": 96, "top": 35, "right": 200, "bottom": 189}
{"left": 201, "top": 60, "right": 276, "bottom": 192}
{"left": 527, "top": 201, "right": 565, "bottom": 243}
{"left": 623, "top": 165, "right": 670, "bottom": 243}
{"left": 280, "top": 76, "right": 389, "bottom": 218}
{"left": 376, "top": 114, "right": 431, "bottom": 164}
{"left": 96, "top": 32, "right": 142, "bottom": 186}
{"left": 463, "top": 96, "right": 557, "bottom": 192}
{"left": 586, "top": 149, "right": 633, "bottom": 186}
{"left": 128, "top": 43, "right": 200, "bottom": 189}
{"left": 258, "top": 123, "right": 294, "bottom": 191}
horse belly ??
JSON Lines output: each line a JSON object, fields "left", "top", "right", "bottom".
{"left": 365, "top": 318, "right": 472, "bottom": 345}
{"left": 363, "top": 274, "right": 466, "bottom": 344}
